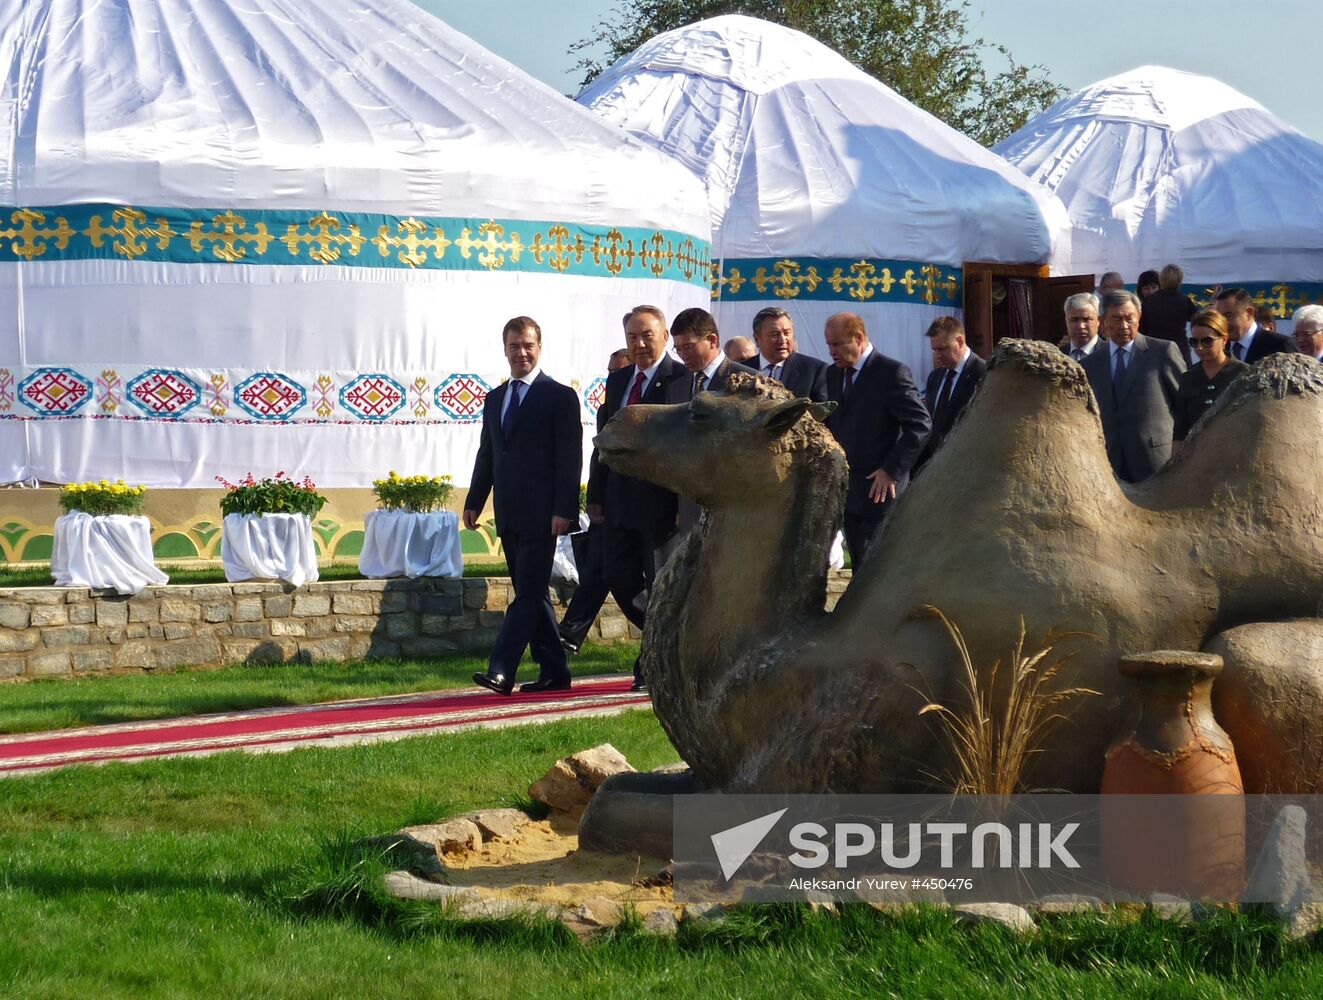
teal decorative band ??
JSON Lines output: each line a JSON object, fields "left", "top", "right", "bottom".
{"left": 0, "top": 204, "right": 712, "bottom": 286}
{"left": 1176, "top": 283, "right": 1323, "bottom": 318}
{"left": 712, "top": 256, "right": 962, "bottom": 304}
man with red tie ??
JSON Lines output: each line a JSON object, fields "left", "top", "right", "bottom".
{"left": 586, "top": 304, "right": 690, "bottom": 690}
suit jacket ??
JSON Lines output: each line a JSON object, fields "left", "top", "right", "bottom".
{"left": 824, "top": 350, "right": 932, "bottom": 516}
{"left": 465, "top": 372, "right": 581, "bottom": 537}
{"left": 1238, "top": 328, "right": 1295, "bottom": 364}
{"left": 756, "top": 352, "right": 830, "bottom": 402}
{"left": 586, "top": 354, "right": 690, "bottom": 540}
{"left": 918, "top": 353, "right": 987, "bottom": 467}
{"left": 1083, "top": 335, "right": 1185, "bottom": 482}
{"left": 688, "top": 357, "right": 757, "bottom": 394}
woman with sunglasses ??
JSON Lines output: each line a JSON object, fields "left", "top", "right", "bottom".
{"left": 1171, "top": 309, "right": 1249, "bottom": 453}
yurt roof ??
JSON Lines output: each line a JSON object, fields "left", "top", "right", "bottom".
{"left": 577, "top": 14, "right": 1069, "bottom": 268}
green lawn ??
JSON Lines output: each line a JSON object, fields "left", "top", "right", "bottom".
{"left": 0, "top": 711, "right": 1320, "bottom": 999}
{"left": 0, "top": 561, "right": 510, "bottom": 588}
{"left": 0, "top": 643, "right": 638, "bottom": 735}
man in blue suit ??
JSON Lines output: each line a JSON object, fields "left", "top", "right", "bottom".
{"left": 463, "top": 316, "right": 582, "bottom": 695}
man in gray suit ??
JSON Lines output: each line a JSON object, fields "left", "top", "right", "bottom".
{"left": 1083, "top": 289, "right": 1185, "bottom": 483}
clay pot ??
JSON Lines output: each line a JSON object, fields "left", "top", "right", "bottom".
{"left": 1100, "top": 650, "right": 1245, "bottom": 899}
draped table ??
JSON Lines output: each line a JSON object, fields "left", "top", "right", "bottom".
{"left": 359, "top": 510, "right": 463, "bottom": 579}
{"left": 51, "top": 513, "right": 168, "bottom": 595}
{"left": 222, "top": 513, "right": 319, "bottom": 587}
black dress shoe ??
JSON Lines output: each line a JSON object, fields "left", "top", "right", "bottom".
{"left": 630, "top": 679, "right": 647, "bottom": 693}
{"left": 519, "top": 677, "right": 572, "bottom": 694}
{"left": 472, "top": 672, "right": 514, "bottom": 695}
{"left": 559, "top": 636, "right": 581, "bottom": 655}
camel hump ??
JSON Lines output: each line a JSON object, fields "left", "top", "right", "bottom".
{"left": 988, "top": 338, "right": 1096, "bottom": 412}
{"left": 1205, "top": 353, "right": 1323, "bottom": 421}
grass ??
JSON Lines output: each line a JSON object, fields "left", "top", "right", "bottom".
{"left": 0, "top": 643, "right": 639, "bottom": 735}
{"left": 0, "top": 561, "right": 510, "bottom": 588}
{"left": 1, "top": 708, "right": 1321, "bottom": 999}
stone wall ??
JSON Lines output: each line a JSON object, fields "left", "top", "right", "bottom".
{"left": 0, "top": 571, "right": 850, "bottom": 682}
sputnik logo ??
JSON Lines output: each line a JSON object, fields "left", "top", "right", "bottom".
{"left": 710, "top": 808, "right": 788, "bottom": 880}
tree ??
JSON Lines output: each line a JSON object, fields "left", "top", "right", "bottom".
{"left": 571, "top": 1, "right": 1064, "bottom": 147}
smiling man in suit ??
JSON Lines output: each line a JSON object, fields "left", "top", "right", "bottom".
{"left": 1083, "top": 290, "right": 1185, "bottom": 483}
{"left": 586, "top": 304, "right": 691, "bottom": 690}
{"left": 823, "top": 312, "right": 931, "bottom": 568}
{"left": 463, "top": 316, "right": 582, "bottom": 695}
{"left": 917, "top": 316, "right": 985, "bottom": 471}
{"left": 1214, "top": 288, "right": 1295, "bottom": 363}
{"left": 751, "top": 307, "right": 829, "bottom": 402}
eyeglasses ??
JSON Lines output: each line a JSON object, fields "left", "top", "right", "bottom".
{"left": 1190, "top": 336, "right": 1223, "bottom": 348}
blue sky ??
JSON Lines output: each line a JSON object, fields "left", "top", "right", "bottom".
{"left": 413, "top": 0, "right": 1323, "bottom": 142}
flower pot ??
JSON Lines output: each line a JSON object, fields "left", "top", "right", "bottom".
{"left": 1100, "top": 650, "right": 1245, "bottom": 899}
{"left": 221, "top": 513, "right": 318, "bottom": 587}
{"left": 358, "top": 510, "right": 462, "bottom": 579}
{"left": 51, "top": 513, "right": 168, "bottom": 595}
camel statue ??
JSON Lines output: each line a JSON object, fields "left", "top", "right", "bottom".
{"left": 591, "top": 341, "right": 1323, "bottom": 795}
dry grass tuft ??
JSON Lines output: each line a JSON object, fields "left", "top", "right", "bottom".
{"left": 909, "top": 604, "right": 1099, "bottom": 795}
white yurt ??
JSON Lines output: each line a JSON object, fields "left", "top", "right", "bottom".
{"left": 0, "top": 0, "right": 712, "bottom": 487}
{"left": 994, "top": 65, "right": 1323, "bottom": 319}
{"left": 577, "top": 14, "right": 1070, "bottom": 377}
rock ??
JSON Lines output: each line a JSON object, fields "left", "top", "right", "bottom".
{"left": 453, "top": 897, "right": 560, "bottom": 922}
{"left": 383, "top": 871, "right": 478, "bottom": 903}
{"left": 1033, "top": 894, "right": 1106, "bottom": 917}
{"left": 952, "top": 903, "right": 1038, "bottom": 935}
{"left": 681, "top": 901, "right": 731, "bottom": 924}
{"left": 403, "top": 819, "right": 483, "bottom": 855}
{"left": 651, "top": 762, "right": 691, "bottom": 775}
{"left": 642, "top": 908, "right": 680, "bottom": 937}
{"left": 566, "top": 897, "right": 623, "bottom": 930}
{"left": 1246, "top": 805, "right": 1311, "bottom": 907}
{"left": 1147, "top": 893, "right": 1193, "bottom": 923}
{"left": 1281, "top": 888, "right": 1323, "bottom": 941}
{"left": 528, "top": 743, "right": 635, "bottom": 818}
{"left": 577, "top": 769, "right": 702, "bottom": 856}
{"left": 356, "top": 832, "right": 448, "bottom": 879}
{"left": 454, "top": 808, "right": 532, "bottom": 842}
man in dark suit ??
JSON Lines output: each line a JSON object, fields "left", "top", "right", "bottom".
{"left": 823, "top": 312, "right": 931, "bottom": 568}
{"left": 751, "top": 307, "right": 829, "bottom": 402}
{"left": 1061, "top": 292, "right": 1105, "bottom": 362}
{"left": 586, "top": 304, "right": 691, "bottom": 690}
{"left": 557, "top": 348, "right": 631, "bottom": 655}
{"left": 1292, "top": 305, "right": 1323, "bottom": 361}
{"left": 1083, "top": 290, "right": 1185, "bottom": 483}
{"left": 463, "top": 317, "right": 582, "bottom": 695}
{"left": 1214, "top": 288, "right": 1295, "bottom": 363}
{"left": 917, "top": 316, "right": 986, "bottom": 470}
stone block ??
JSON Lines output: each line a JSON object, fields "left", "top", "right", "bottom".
{"left": 597, "top": 615, "right": 628, "bottom": 640}
{"left": 104, "top": 628, "right": 127, "bottom": 645}
{"left": 126, "top": 624, "right": 148, "bottom": 639}
{"left": 299, "top": 617, "right": 332, "bottom": 638}
{"left": 154, "top": 635, "right": 222, "bottom": 669}
{"left": 419, "top": 614, "right": 448, "bottom": 636}
{"left": 404, "top": 819, "right": 482, "bottom": 854}
{"left": 0, "top": 654, "right": 24, "bottom": 678}
{"left": 0, "top": 602, "right": 30, "bottom": 629}
{"left": 417, "top": 593, "right": 463, "bottom": 616}
{"left": 43, "top": 625, "right": 95, "bottom": 647}
{"left": 264, "top": 595, "right": 293, "bottom": 617}
{"left": 642, "top": 909, "right": 680, "bottom": 937}
{"left": 221, "top": 639, "right": 260, "bottom": 662}
{"left": 230, "top": 621, "right": 269, "bottom": 639}
{"left": 270, "top": 619, "right": 306, "bottom": 637}
{"left": 231, "top": 582, "right": 276, "bottom": 595}
{"left": 28, "top": 650, "right": 72, "bottom": 677}
{"left": 148, "top": 625, "right": 165, "bottom": 638}
{"left": 234, "top": 597, "right": 264, "bottom": 622}
{"left": 29, "top": 605, "right": 69, "bottom": 627}
{"left": 453, "top": 808, "right": 532, "bottom": 843}
{"left": 128, "top": 600, "right": 159, "bottom": 623}
{"left": 0, "top": 630, "right": 38, "bottom": 653}
{"left": 163, "top": 623, "right": 193, "bottom": 640}
{"left": 345, "top": 636, "right": 373, "bottom": 660}
{"left": 72, "top": 648, "right": 115, "bottom": 673}
{"left": 22, "top": 588, "right": 67, "bottom": 605}
{"left": 334, "top": 616, "right": 379, "bottom": 633}
{"left": 477, "top": 610, "right": 504, "bottom": 628}
{"left": 203, "top": 603, "right": 233, "bottom": 623}
{"left": 95, "top": 600, "right": 130, "bottom": 627}
{"left": 400, "top": 637, "right": 458, "bottom": 658}
{"left": 627, "top": 624, "right": 643, "bottom": 640}
{"left": 159, "top": 599, "right": 200, "bottom": 623}
{"left": 189, "top": 584, "right": 235, "bottom": 601}
{"left": 67, "top": 603, "right": 96, "bottom": 625}
{"left": 351, "top": 579, "right": 391, "bottom": 592}
{"left": 362, "top": 638, "right": 401, "bottom": 659}
{"left": 953, "top": 903, "right": 1037, "bottom": 935}
{"left": 385, "top": 613, "right": 418, "bottom": 640}
{"left": 528, "top": 744, "right": 635, "bottom": 817}
{"left": 463, "top": 583, "right": 487, "bottom": 610}
{"left": 292, "top": 593, "right": 331, "bottom": 617}
{"left": 379, "top": 591, "right": 410, "bottom": 614}
{"left": 113, "top": 641, "right": 153, "bottom": 668}
{"left": 299, "top": 637, "right": 350, "bottom": 663}
{"left": 332, "top": 592, "right": 378, "bottom": 615}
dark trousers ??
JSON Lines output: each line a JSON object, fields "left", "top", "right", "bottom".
{"left": 559, "top": 523, "right": 609, "bottom": 648}
{"left": 843, "top": 510, "right": 885, "bottom": 571}
{"left": 488, "top": 530, "right": 568, "bottom": 683}
{"left": 603, "top": 522, "right": 671, "bottom": 681}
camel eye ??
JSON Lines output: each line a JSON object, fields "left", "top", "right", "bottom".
{"left": 688, "top": 407, "right": 711, "bottom": 424}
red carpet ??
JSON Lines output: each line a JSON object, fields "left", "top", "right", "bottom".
{"left": 0, "top": 674, "right": 648, "bottom": 776}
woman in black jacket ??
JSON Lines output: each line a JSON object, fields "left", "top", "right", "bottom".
{"left": 1172, "top": 309, "right": 1248, "bottom": 453}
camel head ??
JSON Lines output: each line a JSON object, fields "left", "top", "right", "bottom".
{"left": 594, "top": 372, "right": 844, "bottom": 506}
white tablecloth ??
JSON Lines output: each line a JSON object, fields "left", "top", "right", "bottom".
{"left": 359, "top": 510, "right": 463, "bottom": 579}
{"left": 222, "top": 513, "right": 319, "bottom": 587}
{"left": 51, "top": 513, "right": 168, "bottom": 595}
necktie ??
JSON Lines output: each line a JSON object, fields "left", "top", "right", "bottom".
{"left": 1112, "top": 347, "right": 1127, "bottom": 393}
{"left": 626, "top": 371, "right": 647, "bottom": 406}
{"left": 693, "top": 372, "right": 707, "bottom": 394}
{"left": 1072, "top": 348, "right": 1085, "bottom": 362}
{"left": 933, "top": 368, "right": 956, "bottom": 424}
{"left": 501, "top": 380, "right": 522, "bottom": 436}
{"left": 1233, "top": 341, "right": 1245, "bottom": 360}
{"left": 842, "top": 366, "right": 854, "bottom": 403}
{"left": 765, "top": 362, "right": 779, "bottom": 380}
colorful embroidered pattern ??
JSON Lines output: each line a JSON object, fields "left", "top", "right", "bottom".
{"left": 127, "top": 369, "right": 201, "bottom": 418}
{"left": 434, "top": 374, "right": 489, "bottom": 422}
{"left": 235, "top": 373, "right": 306, "bottom": 421}
{"left": 0, "top": 205, "right": 712, "bottom": 287}
{"left": 713, "top": 256, "right": 963, "bottom": 305}
{"left": 0, "top": 369, "right": 14, "bottom": 412}
{"left": 206, "top": 374, "right": 230, "bottom": 417}
{"left": 410, "top": 377, "right": 431, "bottom": 419}
{"left": 96, "top": 370, "right": 123, "bottom": 414}
{"left": 340, "top": 375, "right": 406, "bottom": 422}
{"left": 583, "top": 377, "right": 607, "bottom": 417}
{"left": 19, "top": 368, "right": 92, "bottom": 414}
{"left": 311, "top": 375, "right": 336, "bottom": 419}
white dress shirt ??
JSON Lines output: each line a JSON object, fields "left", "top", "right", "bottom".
{"left": 1230, "top": 324, "right": 1259, "bottom": 361}
{"left": 1070, "top": 336, "right": 1101, "bottom": 360}
{"left": 694, "top": 354, "right": 724, "bottom": 391}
